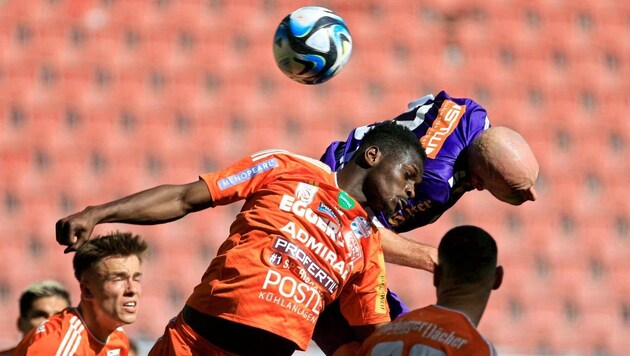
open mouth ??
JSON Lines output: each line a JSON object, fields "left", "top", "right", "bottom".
{"left": 122, "top": 301, "right": 137, "bottom": 312}
{"left": 396, "top": 198, "right": 406, "bottom": 212}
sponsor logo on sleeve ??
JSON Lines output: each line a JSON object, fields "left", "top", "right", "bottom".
{"left": 217, "top": 158, "right": 278, "bottom": 190}
{"left": 342, "top": 230, "right": 363, "bottom": 264}
{"left": 420, "top": 100, "right": 466, "bottom": 159}
{"left": 107, "top": 350, "right": 121, "bottom": 356}
{"left": 350, "top": 216, "right": 371, "bottom": 239}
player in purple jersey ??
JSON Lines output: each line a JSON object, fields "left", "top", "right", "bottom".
{"left": 322, "top": 91, "right": 538, "bottom": 231}
{"left": 314, "top": 91, "right": 539, "bottom": 355}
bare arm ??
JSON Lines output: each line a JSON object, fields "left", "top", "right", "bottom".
{"left": 56, "top": 180, "right": 213, "bottom": 252}
{"left": 380, "top": 227, "right": 437, "bottom": 273}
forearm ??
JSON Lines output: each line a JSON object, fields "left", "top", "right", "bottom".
{"left": 85, "top": 184, "right": 201, "bottom": 225}
{"left": 380, "top": 227, "right": 437, "bottom": 273}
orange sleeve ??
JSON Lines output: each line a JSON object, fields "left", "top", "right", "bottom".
{"left": 339, "top": 229, "right": 390, "bottom": 326}
{"left": 13, "top": 320, "right": 63, "bottom": 356}
{"left": 200, "top": 150, "right": 285, "bottom": 207}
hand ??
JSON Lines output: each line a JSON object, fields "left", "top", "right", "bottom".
{"left": 55, "top": 208, "right": 97, "bottom": 253}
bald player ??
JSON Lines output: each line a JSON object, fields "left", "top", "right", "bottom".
{"left": 321, "top": 91, "right": 538, "bottom": 269}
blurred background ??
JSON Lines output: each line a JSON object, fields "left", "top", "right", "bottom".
{"left": 1, "top": 0, "right": 629, "bottom": 355}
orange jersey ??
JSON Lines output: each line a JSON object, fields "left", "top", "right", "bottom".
{"left": 187, "top": 149, "right": 390, "bottom": 350}
{"left": 358, "top": 305, "right": 497, "bottom": 356}
{"left": 13, "top": 308, "right": 129, "bottom": 356}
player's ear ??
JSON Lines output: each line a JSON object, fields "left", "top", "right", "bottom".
{"left": 492, "top": 265, "right": 503, "bottom": 290}
{"left": 470, "top": 173, "right": 484, "bottom": 191}
{"left": 80, "top": 281, "right": 94, "bottom": 300}
{"left": 363, "top": 146, "right": 381, "bottom": 167}
{"left": 433, "top": 264, "right": 442, "bottom": 288}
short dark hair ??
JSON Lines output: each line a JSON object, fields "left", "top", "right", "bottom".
{"left": 438, "top": 225, "right": 498, "bottom": 284}
{"left": 73, "top": 231, "right": 148, "bottom": 281}
{"left": 19, "top": 280, "right": 72, "bottom": 317}
{"left": 356, "top": 121, "right": 426, "bottom": 162}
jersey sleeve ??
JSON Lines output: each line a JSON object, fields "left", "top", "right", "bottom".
{"left": 13, "top": 320, "right": 63, "bottom": 356}
{"left": 338, "top": 230, "right": 390, "bottom": 326}
{"left": 200, "top": 150, "right": 286, "bottom": 207}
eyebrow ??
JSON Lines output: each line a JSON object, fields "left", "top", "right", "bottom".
{"left": 406, "top": 163, "right": 422, "bottom": 177}
{"left": 29, "top": 309, "right": 52, "bottom": 318}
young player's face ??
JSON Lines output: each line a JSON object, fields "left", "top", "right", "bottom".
{"left": 365, "top": 150, "right": 423, "bottom": 215}
{"left": 88, "top": 255, "right": 142, "bottom": 328}
{"left": 19, "top": 295, "right": 70, "bottom": 335}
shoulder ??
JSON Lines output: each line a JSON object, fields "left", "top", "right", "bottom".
{"left": 14, "top": 310, "right": 81, "bottom": 354}
{"left": 252, "top": 149, "right": 332, "bottom": 174}
{"left": 30, "top": 310, "right": 70, "bottom": 338}
{"left": 434, "top": 91, "right": 490, "bottom": 131}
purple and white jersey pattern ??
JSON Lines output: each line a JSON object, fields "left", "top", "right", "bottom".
{"left": 320, "top": 91, "right": 490, "bottom": 232}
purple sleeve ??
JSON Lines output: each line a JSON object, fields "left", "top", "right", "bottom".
{"left": 387, "top": 289, "right": 411, "bottom": 319}
{"left": 320, "top": 141, "right": 345, "bottom": 171}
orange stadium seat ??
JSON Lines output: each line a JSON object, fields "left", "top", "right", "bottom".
{"left": 1, "top": 1, "right": 629, "bottom": 354}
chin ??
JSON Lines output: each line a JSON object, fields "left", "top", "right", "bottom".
{"left": 118, "top": 315, "right": 138, "bottom": 325}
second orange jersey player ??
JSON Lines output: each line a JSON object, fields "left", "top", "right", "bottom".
{"left": 358, "top": 225, "right": 502, "bottom": 356}
{"left": 358, "top": 305, "right": 497, "bottom": 355}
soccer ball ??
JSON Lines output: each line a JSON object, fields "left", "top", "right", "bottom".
{"left": 273, "top": 6, "right": 352, "bottom": 85}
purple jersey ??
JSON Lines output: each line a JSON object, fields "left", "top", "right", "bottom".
{"left": 321, "top": 91, "right": 490, "bottom": 232}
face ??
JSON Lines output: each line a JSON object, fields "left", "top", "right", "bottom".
{"left": 364, "top": 148, "right": 423, "bottom": 215}
{"left": 475, "top": 168, "right": 538, "bottom": 205}
{"left": 83, "top": 255, "right": 142, "bottom": 330}
{"left": 18, "top": 295, "right": 70, "bottom": 335}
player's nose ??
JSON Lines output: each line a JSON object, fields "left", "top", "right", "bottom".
{"left": 524, "top": 186, "right": 537, "bottom": 202}
{"left": 405, "top": 182, "right": 415, "bottom": 199}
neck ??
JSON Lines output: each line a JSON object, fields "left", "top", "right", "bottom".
{"left": 435, "top": 287, "right": 492, "bottom": 327}
{"left": 77, "top": 303, "right": 116, "bottom": 344}
{"left": 336, "top": 164, "right": 367, "bottom": 205}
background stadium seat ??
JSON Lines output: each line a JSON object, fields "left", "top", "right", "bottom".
{"left": 2, "top": 0, "right": 630, "bottom": 354}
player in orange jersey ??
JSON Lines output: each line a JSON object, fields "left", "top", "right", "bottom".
{"left": 14, "top": 232, "right": 148, "bottom": 356}
{"left": 0, "top": 280, "right": 71, "bottom": 356}
{"left": 358, "top": 225, "right": 502, "bottom": 356}
{"left": 55, "top": 121, "right": 427, "bottom": 355}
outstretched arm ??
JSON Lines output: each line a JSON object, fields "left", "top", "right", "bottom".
{"left": 56, "top": 180, "right": 212, "bottom": 253}
{"left": 380, "top": 227, "right": 437, "bottom": 273}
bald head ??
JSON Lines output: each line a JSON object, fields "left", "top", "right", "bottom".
{"left": 468, "top": 127, "right": 539, "bottom": 205}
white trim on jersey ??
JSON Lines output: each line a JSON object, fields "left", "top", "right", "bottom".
{"left": 365, "top": 207, "right": 385, "bottom": 229}
{"left": 251, "top": 148, "right": 290, "bottom": 160}
{"left": 55, "top": 316, "right": 84, "bottom": 356}
{"left": 406, "top": 94, "right": 435, "bottom": 112}
{"left": 251, "top": 149, "right": 333, "bottom": 173}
